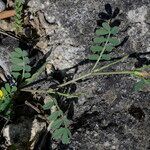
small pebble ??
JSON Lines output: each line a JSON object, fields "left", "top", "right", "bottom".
{"left": 0, "top": 0, "right": 5, "bottom": 12}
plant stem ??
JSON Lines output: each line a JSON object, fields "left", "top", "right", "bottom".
{"left": 58, "top": 70, "right": 135, "bottom": 88}
{"left": 92, "top": 70, "right": 134, "bottom": 76}
{"left": 57, "top": 56, "right": 129, "bottom": 88}
{"left": 58, "top": 73, "right": 92, "bottom": 88}
{"left": 21, "top": 88, "right": 54, "bottom": 93}
{"left": 91, "top": 32, "right": 111, "bottom": 71}
{"left": 21, "top": 88, "right": 79, "bottom": 98}
{"left": 93, "top": 55, "right": 128, "bottom": 73}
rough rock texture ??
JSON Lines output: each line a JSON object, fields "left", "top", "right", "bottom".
{"left": 3, "top": 0, "right": 149, "bottom": 149}
{"left": 0, "top": 0, "right": 5, "bottom": 12}
{"left": 2, "top": 117, "right": 46, "bottom": 149}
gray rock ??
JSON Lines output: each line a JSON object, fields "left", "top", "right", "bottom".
{"left": 0, "top": 36, "right": 19, "bottom": 82}
{"left": 19, "top": 0, "right": 150, "bottom": 149}
{"left": 3, "top": 117, "right": 46, "bottom": 150}
{"left": 0, "top": 0, "right": 5, "bottom": 12}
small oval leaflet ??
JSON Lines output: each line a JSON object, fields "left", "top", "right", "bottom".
{"left": 102, "top": 22, "right": 111, "bottom": 31}
{"left": 96, "top": 28, "right": 109, "bottom": 36}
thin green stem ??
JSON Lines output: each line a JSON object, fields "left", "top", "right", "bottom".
{"left": 91, "top": 32, "right": 111, "bottom": 71}
{"left": 58, "top": 70, "right": 135, "bottom": 88}
{"left": 58, "top": 73, "right": 92, "bottom": 88}
{"left": 22, "top": 58, "right": 25, "bottom": 80}
{"left": 21, "top": 88, "right": 79, "bottom": 98}
{"left": 21, "top": 88, "right": 54, "bottom": 94}
{"left": 92, "top": 70, "right": 134, "bottom": 76}
{"left": 93, "top": 55, "right": 128, "bottom": 73}
{"left": 58, "top": 56, "right": 128, "bottom": 88}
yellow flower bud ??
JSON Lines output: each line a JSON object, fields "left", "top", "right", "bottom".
{"left": 0, "top": 90, "right": 4, "bottom": 100}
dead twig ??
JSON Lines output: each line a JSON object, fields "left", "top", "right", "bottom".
{"left": 0, "top": 10, "right": 15, "bottom": 20}
{"left": 25, "top": 100, "right": 41, "bottom": 114}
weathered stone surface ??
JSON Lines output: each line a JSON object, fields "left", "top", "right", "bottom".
{"left": 2, "top": 117, "right": 46, "bottom": 150}
{"left": 9, "top": 0, "right": 150, "bottom": 149}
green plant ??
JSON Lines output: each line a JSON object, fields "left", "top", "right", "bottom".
{"left": 133, "top": 66, "right": 150, "bottom": 91}
{"left": 0, "top": 47, "right": 31, "bottom": 116}
{"left": 88, "top": 22, "right": 120, "bottom": 67}
{"left": 0, "top": 9, "right": 149, "bottom": 146}
{"left": 14, "top": 0, "right": 24, "bottom": 34}
{"left": 0, "top": 83, "right": 17, "bottom": 117}
{"left": 10, "top": 48, "right": 31, "bottom": 80}
{"left": 0, "top": 47, "right": 72, "bottom": 144}
{"left": 43, "top": 97, "right": 71, "bottom": 144}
